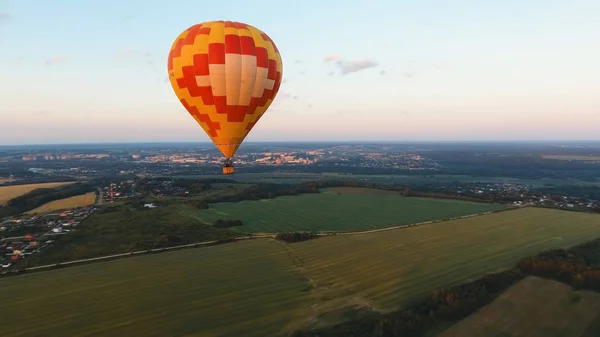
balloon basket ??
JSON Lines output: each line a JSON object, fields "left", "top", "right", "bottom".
{"left": 222, "top": 164, "right": 235, "bottom": 175}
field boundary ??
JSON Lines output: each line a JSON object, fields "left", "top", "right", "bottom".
{"left": 2, "top": 206, "right": 526, "bottom": 278}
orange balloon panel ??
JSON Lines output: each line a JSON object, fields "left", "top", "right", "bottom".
{"left": 167, "top": 21, "right": 283, "bottom": 158}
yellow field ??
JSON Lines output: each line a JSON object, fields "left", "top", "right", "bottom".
{"left": 0, "top": 182, "right": 75, "bottom": 205}
{"left": 27, "top": 192, "right": 97, "bottom": 214}
{"left": 541, "top": 154, "right": 600, "bottom": 161}
{"left": 438, "top": 276, "right": 600, "bottom": 337}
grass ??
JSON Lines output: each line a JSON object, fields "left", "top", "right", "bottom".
{"left": 26, "top": 192, "right": 97, "bottom": 214}
{"left": 437, "top": 276, "right": 600, "bottom": 337}
{"left": 184, "top": 192, "right": 507, "bottom": 233}
{"left": 0, "top": 182, "right": 75, "bottom": 205}
{"left": 2, "top": 208, "right": 600, "bottom": 336}
{"left": 2, "top": 240, "right": 311, "bottom": 337}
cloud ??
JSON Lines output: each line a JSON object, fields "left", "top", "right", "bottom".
{"left": 338, "top": 59, "right": 378, "bottom": 75}
{"left": 380, "top": 70, "right": 386, "bottom": 75}
{"left": 294, "top": 59, "right": 302, "bottom": 64}
{"left": 327, "top": 71, "right": 334, "bottom": 76}
{"left": 325, "top": 55, "right": 379, "bottom": 75}
{"left": 403, "top": 72, "right": 415, "bottom": 78}
{"left": 45, "top": 57, "right": 66, "bottom": 65}
{"left": 323, "top": 55, "right": 343, "bottom": 62}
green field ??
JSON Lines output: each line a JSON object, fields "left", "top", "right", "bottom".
{"left": 2, "top": 208, "right": 600, "bottom": 336}
{"left": 438, "top": 276, "right": 600, "bottom": 337}
{"left": 185, "top": 192, "right": 507, "bottom": 233}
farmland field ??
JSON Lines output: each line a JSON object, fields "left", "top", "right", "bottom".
{"left": 26, "top": 192, "right": 97, "bottom": 214}
{"left": 0, "top": 182, "right": 75, "bottom": 205}
{"left": 2, "top": 208, "right": 600, "bottom": 336}
{"left": 184, "top": 192, "right": 507, "bottom": 233}
{"left": 438, "top": 276, "right": 600, "bottom": 337}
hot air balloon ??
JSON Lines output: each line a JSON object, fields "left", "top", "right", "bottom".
{"left": 167, "top": 21, "right": 283, "bottom": 175}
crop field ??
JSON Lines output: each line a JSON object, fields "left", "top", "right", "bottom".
{"left": 2, "top": 208, "right": 600, "bottom": 336}
{"left": 26, "top": 192, "right": 97, "bottom": 214}
{"left": 438, "top": 276, "right": 600, "bottom": 337}
{"left": 185, "top": 192, "right": 507, "bottom": 233}
{"left": 0, "top": 182, "right": 75, "bottom": 205}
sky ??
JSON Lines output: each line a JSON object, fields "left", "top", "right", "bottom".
{"left": 0, "top": 0, "right": 599, "bottom": 145}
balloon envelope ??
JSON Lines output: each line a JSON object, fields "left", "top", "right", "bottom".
{"left": 167, "top": 21, "right": 283, "bottom": 159}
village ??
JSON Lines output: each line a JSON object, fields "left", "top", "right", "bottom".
{"left": 0, "top": 206, "right": 96, "bottom": 272}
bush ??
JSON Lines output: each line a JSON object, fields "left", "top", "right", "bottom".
{"left": 275, "top": 232, "right": 319, "bottom": 243}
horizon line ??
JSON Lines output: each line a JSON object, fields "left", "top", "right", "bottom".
{"left": 2, "top": 139, "right": 600, "bottom": 147}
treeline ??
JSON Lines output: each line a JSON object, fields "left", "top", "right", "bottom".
{"left": 301, "top": 180, "right": 409, "bottom": 194}
{"left": 200, "top": 179, "right": 497, "bottom": 205}
{"left": 0, "top": 182, "right": 96, "bottom": 217}
{"left": 294, "top": 237, "right": 600, "bottom": 337}
{"left": 204, "top": 182, "right": 321, "bottom": 203}
{"left": 306, "top": 180, "right": 495, "bottom": 203}
{"left": 518, "top": 240, "right": 600, "bottom": 290}
{"left": 275, "top": 232, "right": 319, "bottom": 243}
{"left": 407, "top": 191, "right": 494, "bottom": 203}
